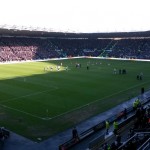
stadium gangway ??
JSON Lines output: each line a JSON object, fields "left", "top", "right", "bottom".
{"left": 59, "top": 96, "right": 150, "bottom": 150}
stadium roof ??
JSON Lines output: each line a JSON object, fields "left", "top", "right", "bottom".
{"left": 0, "top": 28, "right": 150, "bottom": 39}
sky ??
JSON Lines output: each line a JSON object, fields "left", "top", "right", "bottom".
{"left": 0, "top": 0, "right": 150, "bottom": 33}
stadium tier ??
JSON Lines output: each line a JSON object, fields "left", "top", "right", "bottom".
{"left": 0, "top": 31, "right": 150, "bottom": 62}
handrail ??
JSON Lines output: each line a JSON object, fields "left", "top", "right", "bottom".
{"left": 59, "top": 96, "right": 150, "bottom": 150}
{"left": 118, "top": 132, "right": 150, "bottom": 150}
{"left": 138, "top": 137, "right": 150, "bottom": 150}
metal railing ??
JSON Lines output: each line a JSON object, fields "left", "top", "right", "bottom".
{"left": 59, "top": 96, "right": 150, "bottom": 150}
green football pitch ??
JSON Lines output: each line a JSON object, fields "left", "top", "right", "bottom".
{"left": 0, "top": 58, "right": 150, "bottom": 141}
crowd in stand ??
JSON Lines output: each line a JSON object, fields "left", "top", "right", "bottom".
{"left": 1, "top": 36, "right": 150, "bottom": 62}
{"left": 101, "top": 98, "right": 150, "bottom": 150}
{"left": 107, "top": 39, "right": 150, "bottom": 59}
{"left": 118, "top": 103, "right": 150, "bottom": 150}
{"left": 0, "top": 37, "right": 60, "bottom": 62}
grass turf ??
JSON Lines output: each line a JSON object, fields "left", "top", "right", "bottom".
{"left": 0, "top": 58, "right": 150, "bottom": 141}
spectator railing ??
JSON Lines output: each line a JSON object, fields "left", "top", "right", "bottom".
{"left": 138, "top": 137, "right": 150, "bottom": 150}
{"left": 88, "top": 112, "right": 135, "bottom": 150}
{"left": 59, "top": 96, "right": 150, "bottom": 150}
{"left": 118, "top": 132, "right": 150, "bottom": 150}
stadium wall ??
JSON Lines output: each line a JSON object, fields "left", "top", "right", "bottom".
{"left": 1, "top": 56, "right": 150, "bottom": 65}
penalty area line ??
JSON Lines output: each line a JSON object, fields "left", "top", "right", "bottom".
{"left": 1, "top": 81, "right": 149, "bottom": 121}
{"left": 42, "top": 117, "right": 52, "bottom": 120}
{"left": 0, "top": 87, "right": 59, "bottom": 103}
{"left": 0, "top": 104, "right": 44, "bottom": 120}
{"left": 43, "top": 80, "right": 150, "bottom": 121}
{"left": 0, "top": 88, "right": 59, "bottom": 120}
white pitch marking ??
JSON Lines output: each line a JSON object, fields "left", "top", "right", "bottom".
{"left": 0, "top": 87, "right": 59, "bottom": 103}
{"left": 43, "top": 80, "right": 150, "bottom": 120}
{"left": 0, "top": 104, "right": 44, "bottom": 120}
{"left": 0, "top": 80, "right": 149, "bottom": 121}
{"left": 0, "top": 87, "right": 59, "bottom": 120}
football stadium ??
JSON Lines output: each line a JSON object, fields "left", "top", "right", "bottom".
{"left": 1, "top": 0, "right": 150, "bottom": 150}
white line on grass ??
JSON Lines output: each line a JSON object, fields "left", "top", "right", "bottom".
{"left": 0, "top": 87, "right": 59, "bottom": 120}
{"left": 0, "top": 87, "right": 59, "bottom": 103}
{"left": 43, "top": 80, "right": 150, "bottom": 120}
{"left": 42, "top": 117, "right": 52, "bottom": 120}
{"left": 0, "top": 75, "right": 58, "bottom": 88}
{"left": 0, "top": 104, "right": 44, "bottom": 120}
{"left": 0, "top": 80, "right": 149, "bottom": 121}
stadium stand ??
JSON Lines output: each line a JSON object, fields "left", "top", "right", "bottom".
{"left": 1, "top": 36, "right": 150, "bottom": 62}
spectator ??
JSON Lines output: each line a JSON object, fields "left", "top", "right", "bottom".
{"left": 72, "top": 127, "right": 79, "bottom": 142}
{"left": 113, "top": 120, "right": 118, "bottom": 135}
{"left": 105, "top": 120, "right": 110, "bottom": 135}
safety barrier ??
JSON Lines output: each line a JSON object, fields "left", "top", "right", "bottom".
{"left": 59, "top": 96, "right": 150, "bottom": 150}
